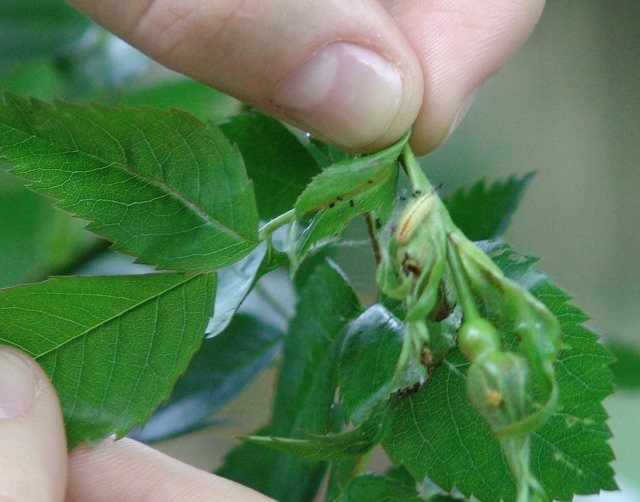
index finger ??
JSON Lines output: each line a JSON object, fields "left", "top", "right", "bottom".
{"left": 66, "top": 438, "right": 273, "bottom": 501}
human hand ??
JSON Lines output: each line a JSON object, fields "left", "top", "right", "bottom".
{"left": 0, "top": 346, "right": 273, "bottom": 501}
{"left": 66, "top": 0, "right": 544, "bottom": 154}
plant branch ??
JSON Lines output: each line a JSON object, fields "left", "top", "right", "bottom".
{"left": 400, "top": 143, "right": 432, "bottom": 193}
{"left": 446, "top": 236, "right": 480, "bottom": 322}
{"left": 364, "top": 213, "right": 382, "bottom": 266}
{"left": 258, "top": 209, "right": 296, "bottom": 241}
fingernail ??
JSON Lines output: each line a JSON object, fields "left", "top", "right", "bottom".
{"left": 273, "top": 42, "right": 403, "bottom": 149}
{"left": 0, "top": 349, "right": 37, "bottom": 419}
{"left": 445, "top": 86, "right": 481, "bottom": 142}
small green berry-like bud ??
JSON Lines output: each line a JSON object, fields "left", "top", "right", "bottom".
{"left": 457, "top": 318, "right": 500, "bottom": 361}
{"left": 466, "top": 351, "right": 532, "bottom": 434}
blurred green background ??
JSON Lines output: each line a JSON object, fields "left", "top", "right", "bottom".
{"left": 1, "top": 0, "right": 638, "bottom": 499}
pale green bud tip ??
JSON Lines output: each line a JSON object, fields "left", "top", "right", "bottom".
{"left": 458, "top": 318, "right": 501, "bottom": 361}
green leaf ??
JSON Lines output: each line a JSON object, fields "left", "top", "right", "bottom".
{"left": 489, "top": 244, "right": 616, "bottom": 497}
{"left": 0, "top": 163, "right": 94, "bottom": 287}
{"left": 381, "top": 244, "right": 616, "bottom": 501}
{"left": 288, "top": 133, "right": 409, "bottom": 268}
{"left": 221, "top": 112, "right": 321, "bottom": 220}
{"left": 218, "top": 259, "right": 361, "bottom": 501}
{"left": 606, "top": 340, "right": 640, "bottom": 389}
{"left": 132, "top": 313, "right": 282, "bottom": 443}
{"left": 443, "top": 173, "right": 533, "bottom": 240}
{"left": 295, "top": 131, "right": 408, "bottom": 216}
{"left": 325, "top": 458, "right": 358, "bottom": 502}
{"left": 206, "top": 243, "right": 267, "bottom": 338}
{"left": 382, "top": 352, "right": 515, "bottom": 501}
{"left": 291, "top": 165, "right": 398, "bottom": 269}
{"left": 339, "top": 305, "right": 425, "bottom": 424}
{"left": 218, "top": 426, "right": 299, "bottom": 498}
{"left": 0, "top": 0, "right": 89, "bottom": 67}
{"left": 0, "top": 60, "right": 63, "bottom": 100}
{"left": 342, "top": 474, "right": 422, "bottom": 502}
{"left": 0, "top": 273, "right": 215, "bottom": 448}
{"left": 109, "top": 79, "right": 241, "bottom": 123}
{"left": 271, "top": 260, "right": 362, "bottom": 432}
{"left": 242, "top": 404, "right": 386, "bottom": 462}
{"left": 301, "top": 136, "right": 349, "bottom": 168}
{"left": 0, "top": 94, "right": 259, "bottom": 272}
{"left": 384, "top": 465, "right": 419, "bottom": 490}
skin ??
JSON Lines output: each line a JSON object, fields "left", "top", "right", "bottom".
{"left": 0, "top": 347, "right": 272, "bottom": 501}
{"left": 67, "top": 0, "right": 545, "bottom": 154}
{"left": 1, "top": 0, "right": 545, "bottom": 499}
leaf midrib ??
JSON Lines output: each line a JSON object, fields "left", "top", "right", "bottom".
{"left": 0, "top": 105, "right": 255, "bottom": 244}
{"left": 33, "top": 273, "right": 207, "bottom": 360}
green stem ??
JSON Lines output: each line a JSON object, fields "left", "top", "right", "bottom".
{"left": 501, "top": 438, "right": 530, "bottom": 502}
{"left": 446, "top": 237, "right": 481, "bottom": 322}
{"left": 400, "top": 143, "right": 433, "bottom": 193}
{"left": 350, "top": 448, "right": 374, "bottom": 478}
{"left": 257, "top": 209, "right": 296, "bottom": 241}
{"left": 364, "top": 213, "right": 382, "bottom": 265}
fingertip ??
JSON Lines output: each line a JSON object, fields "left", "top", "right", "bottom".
{"left": 0, "top": 348, "right": 38, "bottom": 420}
{"left": 409, "top": 85, "right": 482, "bottom": 155}
{"left": 390, "top": 0, "right": 546, "bottom": 155}
{"left": 67, "top": 0, "right": 423, "bottom": 155}
{"left": 271, "top": 41, "right": 423, "bottom": 153}
{"left": 67, "top": 438, "right": 275, "bottom": 502}
{"left": 0, "top": 347, "right": 67, "bottom": 500}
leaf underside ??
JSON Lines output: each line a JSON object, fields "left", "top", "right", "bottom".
{"left": 205, "top": 243, "right": 267, "bottom": 338}
{"left": 0, "top": 94, "right": 259, "bottom": 272}
{"left": 131, "top": 313, "right": 282, "bottom": 443}
{"left": 0, "top": 273, "right": 216, "bottom": 448}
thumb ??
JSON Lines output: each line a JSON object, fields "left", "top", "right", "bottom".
{"left": 67, "top": 0, "right": 423, "bottom": 153}
{"left": 0, "top": 347, "right": 67, "bottom": 500}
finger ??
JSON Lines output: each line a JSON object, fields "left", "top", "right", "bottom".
{"left": 67, "top": 0, "right": 423, "bottom": 153}
{"left": 66, "top": 437, "right": 273, "bottom": 501}
{"left": 0, "top": 347, "right": 67, "bottom": 500}
{"left": 382, "top": 0, "right": 545, "bottom": 154}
